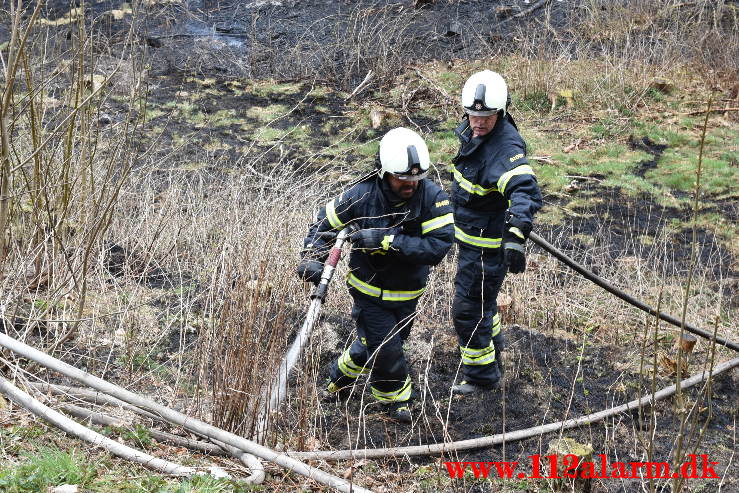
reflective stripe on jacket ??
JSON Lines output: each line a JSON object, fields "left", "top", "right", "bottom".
{"left": 304, "top": 176, "right": 455, "bottom": 297}
{"left": 450, "top": 114, "right": 542, "bottom": 249}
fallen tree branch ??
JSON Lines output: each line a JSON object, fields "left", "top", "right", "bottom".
{"left": 286, "top": 357, "right": 738, "bottom": 459}
{"left": 57, "top": 402, "right": 226, "bottom": 456}
{"left": 31, "top": 382, "right": 162, "bottom": 421}
{"left": 0, "top": 375, "right": 198, "bottom": 476}
{"left": 512, "top": 0, "right": 552, "bottom": 18}
{"left": 0, "top": 333, "right": 371, "bottom": 493}
{"left": 414, "top": 69, "right": 456, "bottom": 105}
{"left": 345, "top": 70, "right": 374, "bottom": 101}
{"left": 682, "top": 107, "right": 739, "bottom": 115}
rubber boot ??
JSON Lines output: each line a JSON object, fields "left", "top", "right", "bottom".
{"left": 387, "top": 402, "right": 412, "bottom": 423}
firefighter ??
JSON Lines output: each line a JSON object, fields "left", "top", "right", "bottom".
{"left": 449, "top": 70, "right": 542, "bottom": 394}
{"left": 297, "top": 127, "right": 454, "bottom": 422}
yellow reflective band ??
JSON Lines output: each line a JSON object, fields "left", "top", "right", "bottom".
{"left": 347, "top": 273, "right": 381, "bottom": 297}
{"left": 454, "top": 226, "right": 502, "bottom": 249}
{"left": 381, "top": 288, "right": 425, "bottom": 301}
{"left": 338, "top": 349, "right": 369, "bottom": 379}
{"left": 460, "top": 344, "right": 496, "bottom": 366}
{"left": 497, "top": 165, "right": 535, "bottom": 196}
{"left": 491, "top": 313, "right": 501, "bottom": 337}
{"left": 509, "top": 226, "right": 525, "bottom": 239}
{"left": 325, "top": 198, "right": 345, "bottom": 230}
{"left": 371, "top": 376, "right": 412, "bottom": 402}
{"left": 381, "top": 235, "right": 394, "bottom": 251}
{"left": 347, "top": 273, "right": 425, "bottom": 301}
{"left": 421, "top": 213, "right": 454, "bottom": 234}
{"left": 451, "top": 166, "right": 497, "bottom": 196}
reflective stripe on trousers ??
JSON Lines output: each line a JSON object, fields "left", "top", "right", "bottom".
{"left": 371, "top": 375, "right": 412, "bottom": 402}
{"left": 454, "top": 226, "right": 502, "bottom": 249}
{"left": 460, "top": 341, "right": 496, "bottom": 366}
{"left": 347, "top": 273, "right": 425, "bottom": 302}
{"left": 337, "top": 347, "right": 370, "bottom": 379}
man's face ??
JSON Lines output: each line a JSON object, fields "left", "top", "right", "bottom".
{"left": 469, "top": 113, "right": 498, "bottom": 138}
{"left": 386, "top": 174, "right": 418, "bottom": 199}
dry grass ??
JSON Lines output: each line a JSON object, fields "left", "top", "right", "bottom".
{"left": 0, "top": 1, "right": 736, "bottom": 491}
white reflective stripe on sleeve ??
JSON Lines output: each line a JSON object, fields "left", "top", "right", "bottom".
{"left": 497, "top": 165, "right": 535, "bottom": 196}
{"left": 325, "top": 198, "right": 345, "bottom": 230}
{"left": 421, "top": 213, "right": 454, "bottom": 234}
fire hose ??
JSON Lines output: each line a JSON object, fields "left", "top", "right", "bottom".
{"left": 528, "top": 232, "right": 738, "bottom": 352}
{"left": 257, "top": 227, "right": 353, "bottom": 437}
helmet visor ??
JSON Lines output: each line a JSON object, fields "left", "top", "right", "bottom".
{"left": 388, "top": 170, "right": 428, "bottom": 182}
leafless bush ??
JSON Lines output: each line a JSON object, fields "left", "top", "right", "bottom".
{"left": 0, "top": 4, "right": 145, "bottom": 349}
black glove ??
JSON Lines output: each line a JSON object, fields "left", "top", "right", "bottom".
{"left": 349, "top": 229, "right": 395, "bottom": 251}
{"left": 305, "top": 230, "right": 338, "bottom": 250}
{"left": 502, "top": 214, "right": 530, "bottom": 274}
{"left": 296, "top": 259, "right": 323, "bottom": 284}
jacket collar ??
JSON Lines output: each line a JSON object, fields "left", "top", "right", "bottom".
{"left": 454, "top": 115, "right": 499, "bottom": 157}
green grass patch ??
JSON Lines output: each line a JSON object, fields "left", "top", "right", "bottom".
{"left": 553, "top": 143, "right": 649, "bottom": 179}
{"left": 249, "top": 80, "right": 302, "bottom": 97}
{"left": 245, "top": 104, "right": 289, "bottom": 122}
{"left": 649, "top": 151, "right": 738, "bottom": 195}
{"left": 426, "top": 129, "right": 458, "bottom": 164}
{"left": 0, "top": 447, "right": 96, "bottom": 492}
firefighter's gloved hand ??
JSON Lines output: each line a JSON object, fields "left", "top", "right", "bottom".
{"left": 296, "top": 259, "right": 323, "bottom": 284}
{"left": 314, "top": 230, "right": 338, "bottom": 242}
{"left": 349, "top": 229, "right": 395, "bottom": 251}
{"left": 502, "top": 226, "right": 527, "bottom": 274}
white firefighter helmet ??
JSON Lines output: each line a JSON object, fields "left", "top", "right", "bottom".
{"left": 461, "top": 70, "right": 508, "bottom": 117}
{"left": 378, "top": 127, "right": 430, "bottom": 181}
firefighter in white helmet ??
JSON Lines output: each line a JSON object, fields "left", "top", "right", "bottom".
{"left": 298, "top": 128, "right": 454, "bottom": 422}
{"left": 449, "top": 70, "right": 542, "bottom": 394}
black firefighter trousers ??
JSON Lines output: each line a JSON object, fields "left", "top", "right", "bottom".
{"left": 453, "top": 244, "right": 506, "bottom": 386}
{"left": 329, "top": 291, "right": 417, "bottom": 403}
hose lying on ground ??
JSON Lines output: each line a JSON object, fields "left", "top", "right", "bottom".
{"left": 0, "top": 376, "right": 198, "bottom": 476}
{"left": 48, "top": 389, "right": 265, "bottom": 484}
{"left": 34, "top": 383, "right": 266, "bottom": 483}
{"left": 0, "top": 333, "right": 372, "bottom": 493}
{"left": 528, "top": 231, "right": 739, "bottom": 353}
{"left": 286, "top": 357, "right": 739, "bottom": 460}
{"left": 58, "top": 401, "right": 224, "bottom": 456}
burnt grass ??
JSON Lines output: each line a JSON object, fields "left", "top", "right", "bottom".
{"left": 279, "top": 315, "right": 736, "bottom": 491}
{"left": 9, "top": 1, "right": 736, "bottom": 490}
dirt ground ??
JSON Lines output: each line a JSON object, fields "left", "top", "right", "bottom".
{"left": 4, "top": 1, "right": 737, "bottom": 491}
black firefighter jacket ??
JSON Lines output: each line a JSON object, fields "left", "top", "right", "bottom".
{"left": 450, "top": 114, "right": 542, "bottom": 250}
{"left": 304, "top": 175, "right": 455, "bottom": 302}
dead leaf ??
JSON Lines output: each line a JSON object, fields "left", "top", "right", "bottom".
{"left": 563, "top": 138, "right": 583, "bottom": 153}
{"left": 497, "top": 293, "right": 512, "bottom": 314}
{"left": 342, "top": 460, "right": 366, "bottom": 479}
{"left": 658, "top": 353, "right": 687, "bottom": 375}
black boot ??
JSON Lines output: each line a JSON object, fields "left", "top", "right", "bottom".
{"left": 387, "top": 402, "right": 412, "bottom": 423}
{"left": 451, "top": 378, "right": 500, "bottom": 395}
